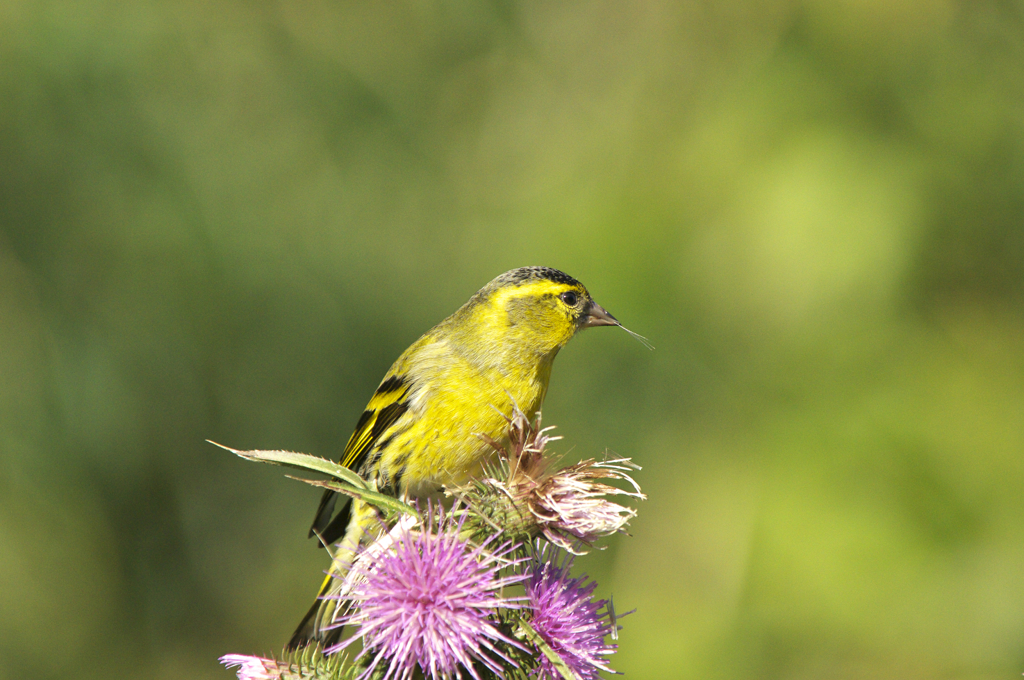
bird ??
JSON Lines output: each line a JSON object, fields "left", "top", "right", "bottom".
{"left": 287, "top": 266, "right": 637, "bottom": 650}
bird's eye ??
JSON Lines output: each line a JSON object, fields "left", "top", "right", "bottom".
{"left": 560, "top": 291, "right": 579, "bottom": 307}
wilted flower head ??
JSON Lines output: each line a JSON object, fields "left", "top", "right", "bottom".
{"left": 473, "top": 409, "right": 645, "bottom": 553}
{"left": 220, "top": 655, "right": 280, "bottom": 680}
{"left": 331, "top": 504, "right": 526, "bottom": 680}
{"left": 530, "top": 456, "right": 643, "bottom": 552}
{"left": 526, "top": 549, "right": 621, "bottom": 680}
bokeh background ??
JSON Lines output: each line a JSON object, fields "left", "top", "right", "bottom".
{"left": 2, "top": 2, "right": 1023, "bottom": 678}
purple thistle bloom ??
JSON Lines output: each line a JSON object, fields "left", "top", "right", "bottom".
{"left": 526, "top": 550, "right": 621, "bottom": 680}
{"left": 331, "top": 506, "right": 526, "bottom": 680}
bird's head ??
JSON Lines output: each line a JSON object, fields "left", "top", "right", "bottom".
{"left": 462, "top": 266, "right": 628, "bottom": 359}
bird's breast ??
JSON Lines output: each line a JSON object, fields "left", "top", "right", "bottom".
{"left": 379, "top": 346, "right": 552, "bottom": 495}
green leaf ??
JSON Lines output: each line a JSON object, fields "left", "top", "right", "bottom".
{"left": 208, "top": 441, "right": 370, "bottom": 489}
{"left": 517, "top": 618, "right": 580, "bottom": 680}
{"left": 210, "top": 441, "right": 420, "bottom": 519}
{"left": 294, "top": 477, "right": 420, "bottom": 519}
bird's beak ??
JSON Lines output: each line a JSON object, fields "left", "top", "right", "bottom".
{"left": 583, "top": 301, "right": 619, "bottom": 328}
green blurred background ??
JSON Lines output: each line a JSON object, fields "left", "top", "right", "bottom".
{"left": 2, "top": 1, "right": 1023, "bottom": 678}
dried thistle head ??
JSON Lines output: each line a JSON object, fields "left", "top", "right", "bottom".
{"left": 461, "top": 408, "right": 645, "bottom": 553}
{"left": 477, "top": 406, "right": 559, "bottom": 482}
{"left": 528, "top": 456, "right": 644, "bottom": 553}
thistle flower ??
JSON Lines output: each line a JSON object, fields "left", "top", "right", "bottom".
{"left": 220, "top": 655, "right": 280, "bottom": 680}
{"left": 219, "top": 410, "right": 641, "bottom": 680}
{"left": 470, "top": 409, "right": 645, "bottom": 553}
{"left": 525, "top": 550, "right": 621, "bottom": 680}
{"left": 330, "top": 505, "right": 527, "bottom": 680}
{"left": 529, "top": 456, "right": 644, "bottom": 552}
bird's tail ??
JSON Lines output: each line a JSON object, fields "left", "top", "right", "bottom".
{"left": 286, "top": 499, "right": 377, "bottom": 650}
{"left": 286, "top": 572, "right": 343, "bottom": 650}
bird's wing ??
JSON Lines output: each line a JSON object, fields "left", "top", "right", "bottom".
{"left": 340, "top": 372, "right": 412, "bottom": 471}
{"left": 307, "top": 368, "right": 415, "bottom": 541}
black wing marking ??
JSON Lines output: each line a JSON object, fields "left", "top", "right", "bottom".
{"left": 307, "top": 374, "right": 411, "bottom": 541}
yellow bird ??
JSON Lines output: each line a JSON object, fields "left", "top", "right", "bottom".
{"left": 288, "top": 266, "right": 629, "bottom": 649}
